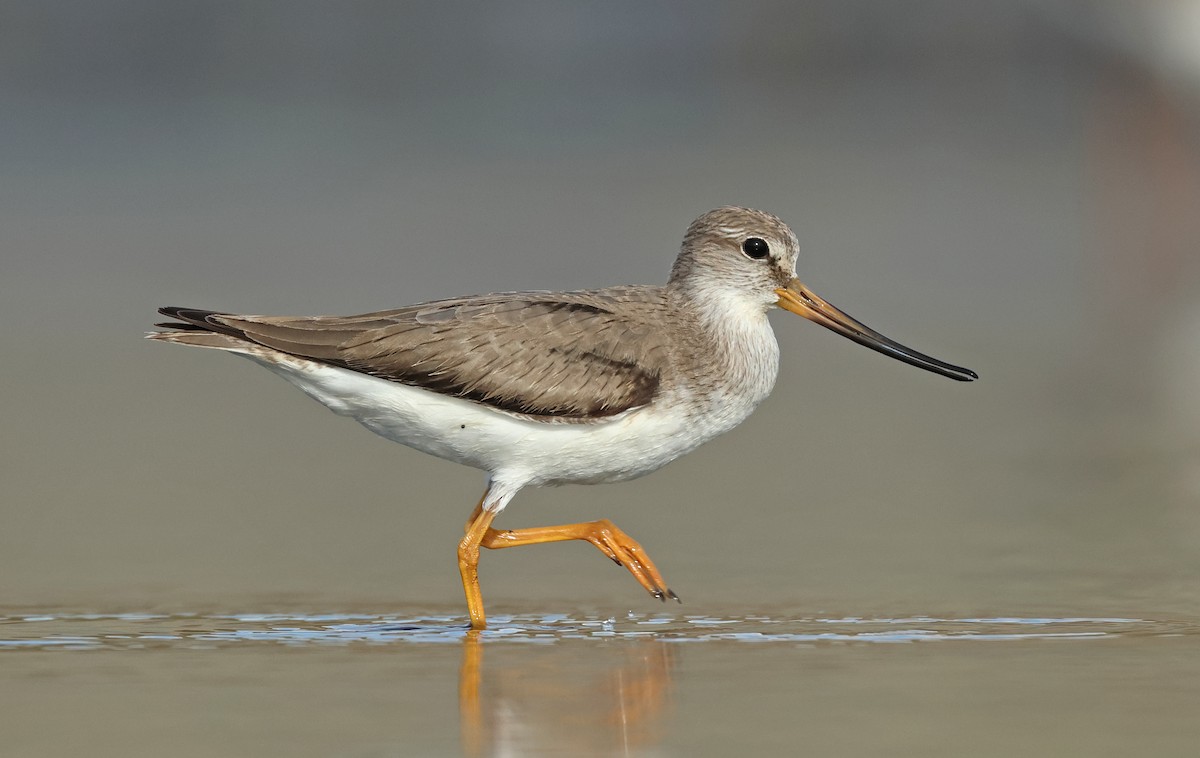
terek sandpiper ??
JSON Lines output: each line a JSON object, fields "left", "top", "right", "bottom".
{"left": 149, "top": 206, "right": 976, "bottom": 628}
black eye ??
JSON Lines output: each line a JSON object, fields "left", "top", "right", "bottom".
{"left": 741, "top": 237, "right": 770, "bottom": 260}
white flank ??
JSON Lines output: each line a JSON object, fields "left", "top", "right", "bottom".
{"left": 234, "top": 348, "right": 717, "bottom": 512}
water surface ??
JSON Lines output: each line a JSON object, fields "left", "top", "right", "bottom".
{"left": 3, "top": 609, "right": 1197, "bottom": 757}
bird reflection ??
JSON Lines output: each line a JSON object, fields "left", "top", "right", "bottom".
{"left": 459, "top": 632, "right": 675, "bottom": 756}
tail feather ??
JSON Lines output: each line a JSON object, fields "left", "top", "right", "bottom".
{"left": 153, "top": 321, "right": 209, "bottom": 331}
{"left": 154, "top": 307, "right": 246, "bottom": 338}
{"left": 148, "top": 307, "right": 254, "bottom": 351}
{"left": 145, "top": 330, "right": 251, "bottom": 351}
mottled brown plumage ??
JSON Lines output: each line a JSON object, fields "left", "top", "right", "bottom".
{"left": 157, "top": 285, "right": 679, "bottom": 420}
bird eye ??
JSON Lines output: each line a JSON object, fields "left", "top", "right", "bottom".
{"left": 741, "top": 237, "right": 770, "bottom": 260}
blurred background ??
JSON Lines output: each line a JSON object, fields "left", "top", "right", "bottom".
{"left": 6, "top": 3, "right": 1200, "bottom": 756}
{"left": 3, "top": 0, "right": 1199, "bottom": 620}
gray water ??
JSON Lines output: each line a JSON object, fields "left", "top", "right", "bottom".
{"left": 4, "top": 3, "right": 1200, "bottom": 755}
{"left": 3, "top": 611, "right": 1198, "bottom": 756}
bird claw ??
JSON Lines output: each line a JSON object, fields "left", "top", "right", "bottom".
{"left": 650, "top": 588, "right": 680, "bottom": 603}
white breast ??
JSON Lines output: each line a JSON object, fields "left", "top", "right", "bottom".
{"left": 681, "top": 291, "right": 781, "bottom": 437}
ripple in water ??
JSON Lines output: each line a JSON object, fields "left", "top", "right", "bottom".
{"left": 1, "top": 612, "right": 1192, "bottom": 650}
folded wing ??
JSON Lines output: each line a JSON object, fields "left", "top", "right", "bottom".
{"left": 155, "top": 288, "right": 670, "bottom": 420}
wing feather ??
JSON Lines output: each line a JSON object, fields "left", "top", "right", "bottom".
{"left": 156, "top": 288, "right": 670, "bottom": 420}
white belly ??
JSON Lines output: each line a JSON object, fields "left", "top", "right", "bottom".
{"left": 243, "top": 353, "right": 722, "bottom": 489}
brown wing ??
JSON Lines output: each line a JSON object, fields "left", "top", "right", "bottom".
{"left": 156, "top": 287, "right": 671, "bottom": 420}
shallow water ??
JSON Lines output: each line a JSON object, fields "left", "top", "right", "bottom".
{"left": 5, "top": 4, "right": 1200, "bottom": 756}
{"left": 3, "top": 609, "right": 1198, "bottom": 757}
{"left": 2, "top": 610, "right": 1185, "bottom": 648}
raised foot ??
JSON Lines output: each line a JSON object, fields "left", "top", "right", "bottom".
{"left": 479, "top": 517, "right": 677, "bottom": 604}
{"left": 581, "top": 519, "right": 676, "bottom": 602}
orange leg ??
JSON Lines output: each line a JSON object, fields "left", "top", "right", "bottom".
{"left": 480, "top": 519, "right": 679, "bottom": 603}
{"left": 458, "top": 490, "right": 679, "bottom": 630}
{"left": 464, "top": 498, "right": 484, "bottom": 533}
{"left": 459, "top": 501, "right": 498, "bottom": 630}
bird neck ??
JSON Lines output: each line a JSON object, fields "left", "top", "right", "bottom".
{"left": 667, "top": 284, "right": 781, "bottom": 411}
